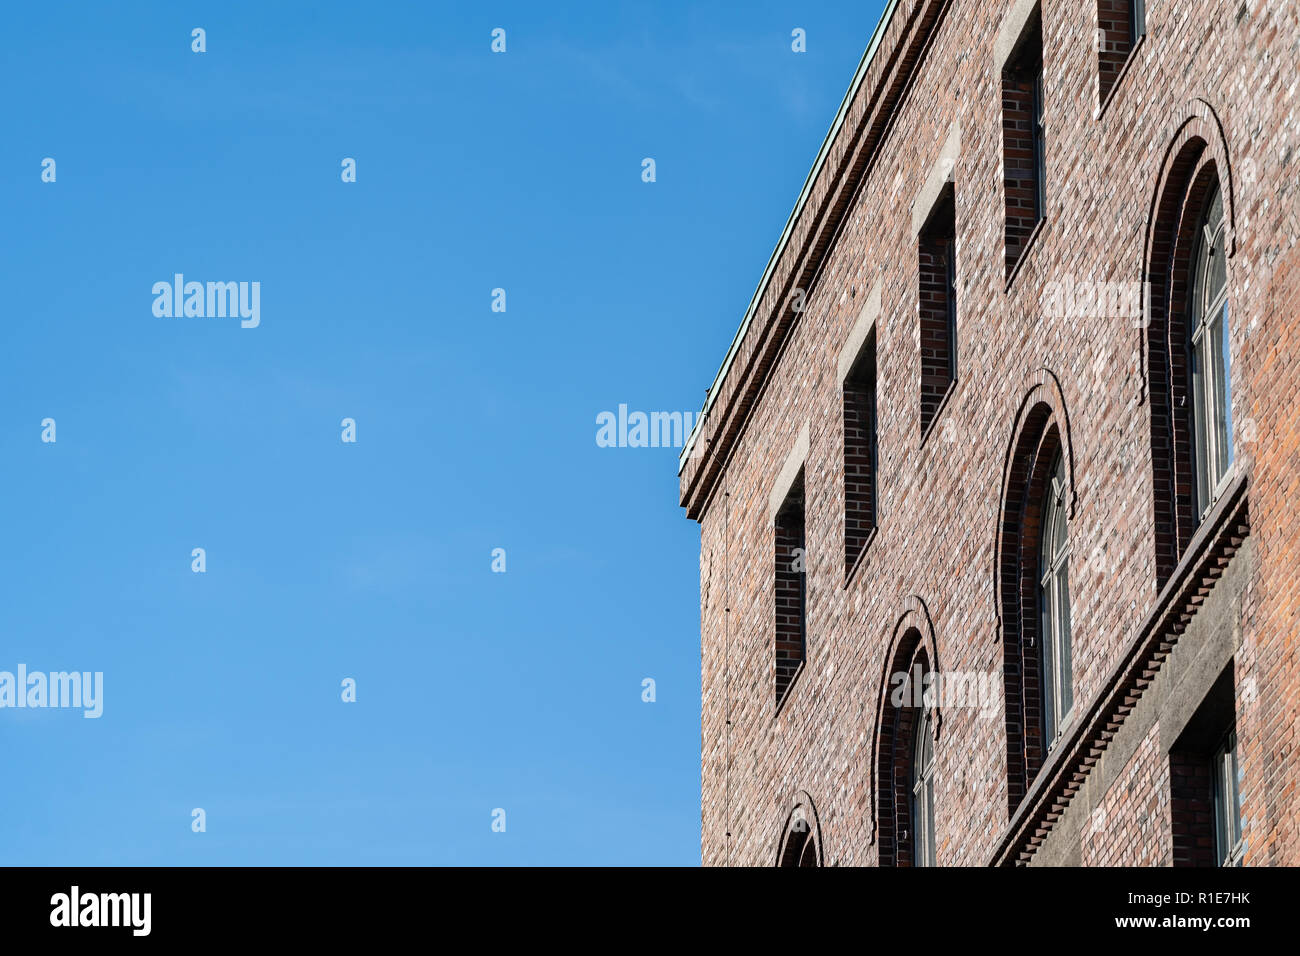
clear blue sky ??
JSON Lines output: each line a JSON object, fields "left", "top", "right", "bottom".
{"left": 0, "top": 0, "right": 886, "bottom": 865}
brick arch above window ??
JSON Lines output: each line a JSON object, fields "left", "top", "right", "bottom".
{"left": 1142, "top": 99, "right": 1238, "bottom": 279}
{"left": 773, "top": 789, "right": 823, "bottom": 867}
{"left": 868, "top": 595, "right": 941, "bottom": 849}
{"left": 1139, "top": 98, "right": 1237, "bottom": 410}
{"left": 994, "top": 368, "right": 1078, "bottom": 534}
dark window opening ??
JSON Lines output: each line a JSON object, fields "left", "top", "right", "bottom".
{"left": 844, "top": 332, "right": 878, "bottom": 574}
{"left": 774, "top": 473, "right": 806, "bottom": 707}
{"left": 1002, "top": 9, "right": 1045, "bottom": 278}
{"left": 1188, "top": 183, "right": 1233, "bottom": 519}
{"left": 1037, "top": 452, "right": 1073, "bottom": 749}
{"left": 909, "top": 702, "right": 937, "bottom": 866}
{"left": 919, "top": 187, "right": 957, "bottom": 436}
{"left": 777, "top": 814, "right": 818, "bottom": 867}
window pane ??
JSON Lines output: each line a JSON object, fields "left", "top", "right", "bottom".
{"left": 1056, "top": 565, "right": 1073, "bottom": 718}
{"left": 1208, "top": 231, "right": 1227, "bottom": 304}
{"left": 1192, "top": 336, "right": 1210, "bottom": 512}
{"left": 1054, "top": 503, "right": 1068, "bottom": 557}
{"left": 1040, "top": 453, "right": 1069, "bottom": 743}
{"left": 1041, "top": 590, "right": 1056, "bottom": 742}
{"left": 1207, "top": 310, "right": 1229, "bottom": 488}
{"left": 1228, "top": 730, "right": 1242, "bottom": 850}
{"left": 1192, "top": 240, "right": 1207, "bottom": 321}
{"left": 1213, "top": 729, "right": 1243, "bottom": 865}
{"left": 1207, "top": 186, "right": 1223, "bottom": 236}
{"left": 1214, "top": 301, "right": 1233, "bottom": 475}
{"left": 911, "top": 707, "right": 935, "bottom": 868}
{"left": 925, "top": 779, "right": 936, "bottom": 866}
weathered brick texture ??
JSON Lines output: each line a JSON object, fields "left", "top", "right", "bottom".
{"left": 683, "top": 0, "right": 1300, "bottom": 866}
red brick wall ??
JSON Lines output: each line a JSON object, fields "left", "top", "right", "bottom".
{"left": 687, "top": 0, "right": 1300, "bottom": 866}
{"left": 1244, "top": 237, "right": 1300, "bottom": 864}
{"left": 1169, "top": 749, "right": 1217, "bottom": 867}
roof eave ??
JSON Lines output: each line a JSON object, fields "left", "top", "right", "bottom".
{"left": 678, "top": 0, "right": 903, "bottom": 475}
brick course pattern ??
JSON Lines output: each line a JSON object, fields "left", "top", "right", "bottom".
{"left": 681, "top": 0, "right": 1300, "bottom": 866}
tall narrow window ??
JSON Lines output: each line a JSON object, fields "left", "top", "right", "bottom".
{"left": 910, "top": 704, "right": 937, "bottom": 867}
{"left": 843, "top": 332, "right": 878, "bottom": 573}
{"left": 1032, "top": 72, "right": 1046, "bottom": 221}
{"left": 1147, "top": 147, "right": 1232, "bottom": 586}
{"left": 1190, "top": 184, "right": 1233, "bottom": 517}
{"left": 774, "top": 474, "right": 806, "bottom": 707}
{"left": 1001, "top": 8, "right": 1045, "bottom": 278}
{"left": 1212, "top": 727, "right": 1244, "bottom": 866}
{"left": 1039, "top": 452, "right": 1073, "bottom": 747}
{"left": 876, "top": 627, "right": 937, "bottom": 866}
{"left": 998, "top": 403, "right": 1072, "bottom": 813}
{"left": 919, "top": 188, "right": 957, "bottom": 436}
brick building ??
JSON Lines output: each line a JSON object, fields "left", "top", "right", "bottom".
{"left": 678, "top": 0, "right": 1300, "bottom": 866}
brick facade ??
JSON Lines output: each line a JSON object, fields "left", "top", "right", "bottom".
{"left": 680, "top": 0, "right": 1300, "bottom": 866}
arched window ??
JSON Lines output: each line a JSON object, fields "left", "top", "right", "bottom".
{"left": 876, "top": 624, "right": 939, "bottom": 866}
{"left": 1039, "top": 452, "right": 1073, "bottom": 746}
{"left": 1144, "top": 119, "right": 1235, "bottom": 586}
{"left": 1189, "top": 183, "right": 1233, "bottom": 516}
{"left": 910, "top": 704, "right": 937, "bottom": 866}
{"left": 996, "top": 385, "right": 1075, "bottom": 815}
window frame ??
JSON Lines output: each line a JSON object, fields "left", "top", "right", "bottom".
{"left": 1131, "top": 0, "right": 1147, "bottom": 45}
{"left": 1032, "top": 66, "right": 1047, "bottom": 225}
{"left": 1189, "top": 184, "right": 1233, "bottom": 519}
{"left": 944, "top": 235, "right": 958, "bottom": 383}
{"left": 1038, "top": 452, "right": 1073, "bottom": 749}
{"left": 910, "top": 704, "right": 937, "bottom": 867}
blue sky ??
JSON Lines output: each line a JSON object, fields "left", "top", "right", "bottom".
{"left": 0, "top": 0, "right": 885, "bottom": 865}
